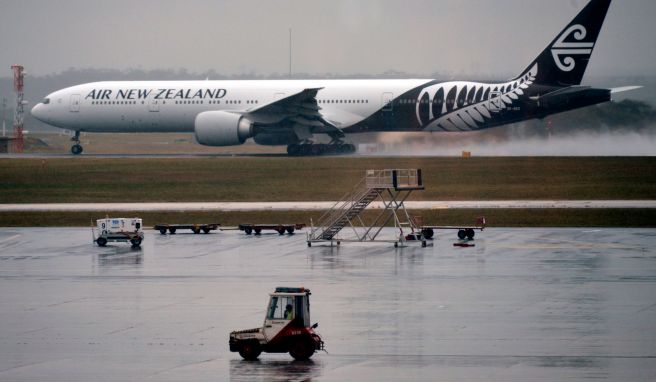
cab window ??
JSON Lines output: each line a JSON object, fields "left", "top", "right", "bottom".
{"left": 267, "top": 296, "right": 294, "bottom": 320}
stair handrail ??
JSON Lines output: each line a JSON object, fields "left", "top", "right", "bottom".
{"left": 310, "top": 177, "right": 372, "bottom": 239}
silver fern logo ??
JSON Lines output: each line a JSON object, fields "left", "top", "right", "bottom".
{"left": 418, "top": 64, "right": 537, "bottom": 132}
{"left": 551, "top": 24, "right": 594, "bottom": 72}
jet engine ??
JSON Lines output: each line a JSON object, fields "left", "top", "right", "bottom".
{"left": 194, "top": 111, "right": 253, "bottom": 146}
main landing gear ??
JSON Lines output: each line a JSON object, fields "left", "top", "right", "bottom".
{"left": 70, "top": 131, "right": 83, "bottom": 155}
{"left": 286, "top": 142, "right": 356, "bottom": 156}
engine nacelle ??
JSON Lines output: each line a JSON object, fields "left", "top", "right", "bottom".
{"left": 194, "top": 111, "right": 253, "bottom": 146}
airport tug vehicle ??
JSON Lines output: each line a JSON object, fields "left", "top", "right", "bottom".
{"left": 92, "top": 218, "right": 144, "bottom": 248}
{"left": 229, "top": 287, "right": 324, "bottom": 360}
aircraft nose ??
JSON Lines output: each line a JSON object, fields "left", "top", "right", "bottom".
{"left": 31, "top": 103, "right": 45, "bottom": 122}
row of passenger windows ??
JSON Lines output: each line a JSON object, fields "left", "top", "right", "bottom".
{"left": 90, "top": 100, "right": 259, "bottom": 105}
{"left": 319, "top": 99, "right": 369, "bottom": 104}
{"left": 91, "top": 100, "right": 141, "bottom": 105}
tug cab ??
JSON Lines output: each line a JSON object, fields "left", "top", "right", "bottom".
{"left": 229, "top": 287, "right": 324, "bottom": 360}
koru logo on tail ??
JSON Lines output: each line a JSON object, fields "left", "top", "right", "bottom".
{"left": 550, "top": 24, "right": 594, "bottom": 72}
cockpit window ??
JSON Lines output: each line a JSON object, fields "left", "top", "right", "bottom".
{"left": 43, "top": 98, "right": 50, "bottom": 104}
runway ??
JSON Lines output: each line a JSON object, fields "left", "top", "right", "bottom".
{"left": 1, "top": 200, "right": 655, "bottom": 212}
{"left": 0, "top": 227, "right": 655, "bottom": 381}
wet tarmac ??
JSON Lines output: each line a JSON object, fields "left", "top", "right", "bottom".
{"left": 0, "top": 227, "right": 655, "bottom": 381}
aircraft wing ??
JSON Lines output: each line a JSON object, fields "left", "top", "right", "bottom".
{"left": 243, "top": 88, "right": 344, "bottom": 139}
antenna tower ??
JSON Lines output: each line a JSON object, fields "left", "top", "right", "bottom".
{"left": 11, "top": 65, "right": 25, "bottom": 153}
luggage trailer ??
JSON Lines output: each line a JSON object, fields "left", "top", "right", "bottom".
{"left": 153, "top": 223, "right": 220, "bottom": 235}
{"left": 238, "top": 223, "right": 306, "bottom": 235}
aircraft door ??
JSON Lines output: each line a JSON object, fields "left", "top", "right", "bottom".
{"left": 381, "top": 92, "right": 394, "bottom": 111}
{"left": 149, "top": 99, "right": 160, "bottom": 112}
{"left": 70, "top": 94, "right": 80, "bottom": 112}
{"left": 488, "top": 91, "right": 503, "bottom": 112}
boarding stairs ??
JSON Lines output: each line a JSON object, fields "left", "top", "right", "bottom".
{"left": 308, "top": 169, "right": 427, "bottom": 247}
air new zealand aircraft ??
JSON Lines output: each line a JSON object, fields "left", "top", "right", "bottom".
{"left": 32, "top": 0, "right": 638, "bottom": 155}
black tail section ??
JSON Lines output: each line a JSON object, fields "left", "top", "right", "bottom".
{"left": 518, "top": 0, "right": 611, "bottom": 86}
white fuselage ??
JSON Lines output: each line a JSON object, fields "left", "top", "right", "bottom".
{"left": 31, "top": 79, "right": 430, "bottom": 133}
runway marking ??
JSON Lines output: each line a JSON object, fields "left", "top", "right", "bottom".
{"left": 0, "top": 234, "right": 20, "bottom": 244}
{"left": 1, "top": 200, "right": 655, "bottom": 211}
{"left": 489, "top": 243, "right": 645, "bottom": 250}
{"left": 146, "top": 358, "right": 218, "bottom": 378}
{"left": 106, "top": 325, "right": 137, "bottom": 335}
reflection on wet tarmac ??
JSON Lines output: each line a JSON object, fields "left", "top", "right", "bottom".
{"left": 0, "top": 227, "right": 654, "bottom": 381}
{"left": 229, "top": 359, "right": 321, "bottom": 382}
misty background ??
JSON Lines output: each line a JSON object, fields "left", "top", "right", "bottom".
{"left": 0, "top": 0, "right": 654, "bottom": 155}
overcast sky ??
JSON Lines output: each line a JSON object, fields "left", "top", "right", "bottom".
{"left": 1, "top": 0, "right": 655, "bottom": 78}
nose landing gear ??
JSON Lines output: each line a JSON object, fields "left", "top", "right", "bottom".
{"left": 70, "top": 131, "right": 83, "bottom": 155}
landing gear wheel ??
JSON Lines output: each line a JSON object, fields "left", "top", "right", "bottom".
{"left": 238, "top": 341, "right": 262, "bottom": 360}
{"left": 159, "top": 228, "right": 167, "bottom": 235}
{"left": 130, "top": 238, "right": 142, "bottom": 247}
{"left": 465, "top": 228, "right": 475, "bottom": 240}
{"left": 71, "top": 144, "right": 83, "bottom": 155}
{"left": 289, "top": 337, "right": 315, "bottom": 360}
{"left": 421, "top": 228, "right": 434, "bottom": 239}
{"left": 96, "top": 237, "right": 107, "bottom": 247}
{"left": 457, "top": 230, "right": 466, "bottom": 240}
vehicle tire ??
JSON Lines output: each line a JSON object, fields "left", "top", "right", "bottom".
{"left": 289, "top": 337, "right": 315, "bottom": 361}
{"left": 244, "top": 227, "right": 252, "bottom": 235}
{"left": 286, "top": 227, "right": 295, "bottom": 234}
{"left": 192, "top": 227, "right": 200, "bottom": 234}
{"left": 299, "top": 145, "right": 311, "bottom": 156}
{"left": 202, "top": 227, "right": 210, "bottom": 234}
{"left": 421, "top": 228, "right": 434, "bottom": 239}
{"left": 277, "top": 227, "right": 285, "bottom": 235}
{"left": 131, "top": 238, "right": 142, "bottom": 247}
{"left": 457, "top": 230, "right": 466, "bottom": 240}
{"left": 465, "top": 228, "right": 475, "bottom": 240}
{"left": 254, "top": 228, "right": 262, "bottom": 235}
{"left": 71, "top": 144, "right": 83, "bottom": 155}
{"left": 159, "top": 228, "right": 167, "bottom": 235}
{"left": 97, "top": 237, "right": 107, "bottom": 247}
{"left": 169, "top": 228, "right": 176, "bottom": 234}
{"left": 238, "top": 341, "right": 262, "bottom": 361}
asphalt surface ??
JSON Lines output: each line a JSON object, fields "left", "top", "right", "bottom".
{"left": 2, "top": 200, "right": 655, "bottom": 212}
{"left": 0, "top": 227, "right": 655, "bottom": 381}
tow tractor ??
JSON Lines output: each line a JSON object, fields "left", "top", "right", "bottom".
{"left": 92, "top": 217, "right": 144, "bottom": 248}
{"left": 229, "top": 287, "right": 324, "bottom": 361}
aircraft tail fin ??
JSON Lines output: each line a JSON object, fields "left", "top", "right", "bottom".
{"left": 518, "top": 0, "right": 611, "bottom": 87}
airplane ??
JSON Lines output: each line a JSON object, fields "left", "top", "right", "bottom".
{"left": 31, "top": 0, "right": 638, "bottom": 156}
